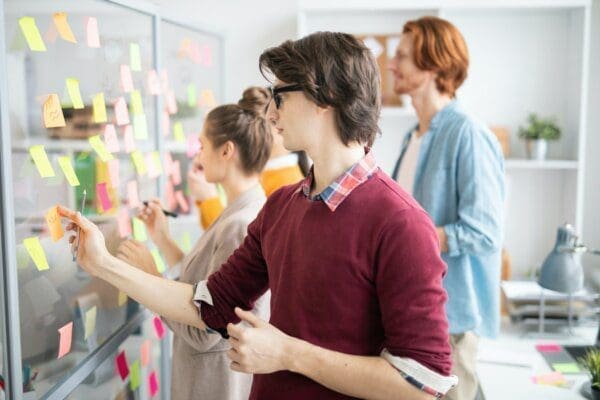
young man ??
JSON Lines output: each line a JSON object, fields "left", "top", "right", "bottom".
{"left": 389, "top": 17, "right": 505, "bottom": 400}
{"left": 59, "top": 31, "right": 456, "bottom": 399}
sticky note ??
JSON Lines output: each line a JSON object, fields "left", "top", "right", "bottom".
{"left": 140, "top": 339, "right": 151, "bottom": 366}
{"left": 43, "top": 94, "right": 66, "bottom": 128}
{"left": 123, "top": 124, "right": 136, "bottom": 153}
{"left": 120, "top": 65, "right": 134, "bottom": 93}
{"left": 186, "top": 135, "right": 200, "bottom": 158}
{"left": 84, "top": 305, "right": 97, "bottom": 339}
{"left": 200, "top": 89, "right": 217, "bottom": 108}
{"left": 130, "top": 360, "right": 141, "bottom": 390}
{"left": 89, "top": 135, "right": 114, "bottom": 162}
{"left": 29, "top": 145, "right": 56, "bottom": 178}
{"left": 149, "top": 371, "right": 159, "bottom": 396}
{"left": 535, "top": 343, "right": 562, "bottom": 353}
{"left": 174, "top": 191, "right": 189, "bottom": 213}
{"left": 24, "top": 236, "right": 49, "bottom": 271}
{"left": 57, "top": 322, "right": 73, "bottom": 359}
{"left": 85, "top": 17, "right": 100, "bottom": 48}
{"left": 57, "top": 156, "right": 80, "bottom": 186}
{"left": 552, "top": 363, "right": 580, "bottom": 374}
{"left": 130, "top": 43, "right": 141, "bottom": 71}
{"left": 103, "top": 124, "right": 120, "bottom": 153}
{"left": 171, "top": 160, "right": 182, "bottom": 185}
{"left": 53, "top": 12, "right": 77, "bottom": 43}
{"left": 116, "top": 350, "right": 129, "bottom": 380}
{"left": 180, "top": 231, "right": 192, "bottom": 252}
{"left": 190, "top": 42, "right": 202, "bottom": 64}
{"left": 66, "top": 78, "right": 84, "bottom": 109}
{"left": 132, "top": 218, "right": 147, "bottom": 242}
{"left": 44, "top": 23, "right": 58, "bottom": 44}
{"left": 147, "top": 151, "right": 162, "bottom": 179}
{"left": 162, "top": 110, "right": 171, "bottom": 137}
{"left": 202, "top": 44, "right": 213, "bottom": 66}
{"left": 129, "top": 90, "right": 144, "bottom": 116}
{"left": 93, "top": 92, "right": 107, "bottom": 123}
{"left": 107, "top": 159, "right": 120, "bottom": 188}
{"left": 19, "top": 16, "right": 47, "bottom": 52}
{"left": 532, "top": 371, "right": 567, "bottom": 386}
{"left": 147, "top": 69, "right": 161, "bottom": 95}
{"left": 114, "top": 97, "right": 130, "bottom": 126}
{"left": 97, "top": 182, "right": 112, "bottom": 212}
{"left": 153, "top": 316, "right": 166, "bottom": 339}
{"left": 118, "top": 290, "right": 128, "bottom": 306}
{"left": 45, "top": 206, "right": 64, "bottom": 242}
{"left": 133, "top": 114, "right": 148, "bottom": 140}
{"left": 131, "top": 151, "right": 147, "bottom": 175}
{"left": 165, "top": 180, "right": 176, "bottom": 210}
{"left": 127, "top": 180, "right": 140, "bottom": 209}
{"left": 173, "top": 122, "right": 185, "bottom": 142}
{"left": 165, "top": 90, "right": 178, "bottom": 115}
{"left": 187, "top": 83, "right": 197, "bottom": 107}
{"left": 163, "top": 151, "right": 174, "bottom": 175}
{"left": 117, "top": 208, "right": 132, "bottom": 238}
{"left": 150, "top": 249, "right": 166, "bottom": 273}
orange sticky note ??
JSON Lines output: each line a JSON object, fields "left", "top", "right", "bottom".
{"left": 140, "top": 339, "right": 151, "bottom": 367}
{"left": 57, "top": 322, "right": 73, "bottom": 359}
{"left": 66, "top": 78, "right": 84, "bottom": 109}
{"left": 58, "top": 156, "right": 80, "bottom": 186}
{"left": 85, "top": 17, "right": 100, "bottom": 48}
{"left": 23, "top": 236, "right": 49, "bottom": 271}
{"left": 89, "top": 135, "right": 114, "bottom": 162}
{"left": 147, "top": 69, "right": 161, "bottom": 95}
{"left": 107, "top": 158, "right": 120, "bottom": 188}
{"left": 93, "top": 92, "right": 107, "bottom": 123}
{"left": 29, "top": 145, "right": 56, "bottom": 178}
{"left": 175, "top": 191, "right": 189, "bottom": 212}
{"left": 120, "top": 65, "right": 134, "bottom": 93}
{"left": 127, "top": 180, "right": 140, "bottom": 209}
{"left": 130, "top": 43, "right": 142, "bottom": 71}
{"left": 19, "top": 16, "right": 47, "bottom": 52}
{"left": 43, "top": 94, "right": 66, "bottom": 128}
{"left": 53, "top": 12, "right": 77, "bottom": 43}
{"left": 45, "top": 206, "right": 64, "bottom": 242}
{"left": 117, "top": 208, "right": 132, "bottom": 238}
{"left": 114, "top": 97, "right": 130, "bottom": 126}
{"left": 123, "top": 124, "right": 136, "bottom": 153}
{"left": 131, "top": 151, "right": 147, "bottom": 175}
{"left": 103, "top": 124, "right": 120, "bottom": 153}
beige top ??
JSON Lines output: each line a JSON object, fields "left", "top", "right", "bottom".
{"left": 162, "top": 185, "right": 269, "bottom": 400}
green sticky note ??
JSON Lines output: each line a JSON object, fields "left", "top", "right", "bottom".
{"left": 173, "top": 122, "right": 185, "bottom": 142}
{"left": 132, "top": 217, "right": 147, "bottom": 242}
{"left": 180, "top": 232, "right": 191, "bottom": 252}
{"left": 552, "top": 363, "right": 580, "bottom": 373}
{"left": 130, "top": 90, "right": 144, "bottom": 115}
{"left": 130, "top": 43, "right": 141, "bottom": 71}
{"left": 187, "top": 83, "right": 197, "bottom": 107}
{"left": 19, "top": 16, "right": 47, "bottom": 52}
{"left": 150, "top": 248, "right": 166, "bottom": 274}
{"left": 133, "top": 114, "right": 148, "bottom": 140}
{"left": 66, "top": 78, "right": 84, "bottom": 109}
{"left": 131, "top": 151, "right": 147, "bottom": 175}
{"left": 129, "top": 360, "right": 141, "bottom": 390}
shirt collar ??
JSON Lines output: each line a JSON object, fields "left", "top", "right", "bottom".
{"left": 300, "top": 150, "right": 378, "bottom": 212}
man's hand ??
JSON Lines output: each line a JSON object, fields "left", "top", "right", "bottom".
{"left": 117, "top": 239, "right": 160, "bottom": 276}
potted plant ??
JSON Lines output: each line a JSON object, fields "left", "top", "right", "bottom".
{"left": 580, "top": 349, "right": 600, "bottom": 400}
{"left": 518, "top": 113, "right": 561, "bottom": 160}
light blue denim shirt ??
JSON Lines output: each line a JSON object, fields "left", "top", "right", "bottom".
{"left": 392, "top": 101, "right": 505, "bottom": 338}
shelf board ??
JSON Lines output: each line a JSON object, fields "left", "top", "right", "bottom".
{"left": 504, "top": 159, "right": 578, "bottom": 170}
{"left": 380, "top": 106, "right": 416, "bottom": 118}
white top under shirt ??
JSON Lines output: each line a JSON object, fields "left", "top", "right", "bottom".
{"left": 396, "top": 130, "right": 422, "bottom": 195}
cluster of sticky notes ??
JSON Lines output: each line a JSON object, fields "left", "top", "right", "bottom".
{"left": 24, "top": 236, "right": 49, "bottom": 271}
{"left": 153, "top": 316, "right": 166, "bottom": 340}
{"left": 45, "top": 206, "right": 64, "bottom": 242}
{"left": 29, "top": 145, "right": 55, "bottom": 178}
{"left": 43, "top": 94, "right": 66, "bottom": 128}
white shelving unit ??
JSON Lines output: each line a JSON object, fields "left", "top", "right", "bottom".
{"left": 298, "top": 0, "right": 591, "bottom": 276}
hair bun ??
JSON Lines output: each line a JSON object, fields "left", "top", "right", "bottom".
{"left": 238, "top": 86, "right": 271, "bottom": 116}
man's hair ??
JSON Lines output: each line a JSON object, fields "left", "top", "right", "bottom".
{"left": 403, "top": 16, "right": 469, "bottom": 97}
{"left": 259, "top": 31, "right": 381, "bottom": 147}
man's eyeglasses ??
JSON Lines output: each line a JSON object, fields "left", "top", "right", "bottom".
{"left": 269, "top": 84, "right": 303, "bottom": 109}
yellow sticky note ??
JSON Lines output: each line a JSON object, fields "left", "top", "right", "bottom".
{"left": 43, "top": 94, "right": 66, "bottom": 128}
{"left": 130, "top": 90, "right": 144, "bottom": 115}
{"left": 18, "top": 16, "right": 47, "bottom": 52}
{"left": 23, "top": 237, "right": 49, "bottom": 271}
{"left": 150, "top": 151, "right": 162, "bottom": 176}
{"left": 45, "top": 206, "right": 64, "bottom": 242}
{"left": 150, "top": 249, "right": 166, "bottom": 273}
{"left": 180, "top": 232, "right": 192, "bottom": 252}
{"left": 130, "top": 43, "right": 141, "bottom": 71}
{"left": 53, "top": 12, "right": 77, "bottom": 43}
{"left": 552, "top": 363, "right": 580, "bottom": 374}
{"left": 118, "top": 291, "right": 128, "bottom": 306}
{"left": 29, "top": 145, "right": 56, "bottom": 178}
{"left": 131, "top": 151, "right": 147, "bottom": 175}
{"left": 132, "top": 218, "right": 147, "bottom": 242}
{"left": 57, "top": 156, "right": 80, "bottom": 186}
{"left": 89, "top": 135, "right": 114, "bottom": 162}
{"left": 84, "top": 306, "right": 97, "bottom": 339}
{"left": 133, "top": 114, "right": 148, "bottom": 140}
{"left": 66, "top": 78, "right": 84, "bottom": 109}
{"left": 93, "top": 93, "right": 107, "bottom": 123}
{"left": 173, "top": 122, "right": 185, "bottom": 142}
{"left": 187, "top": 84, "right": 197, "bottom": 107}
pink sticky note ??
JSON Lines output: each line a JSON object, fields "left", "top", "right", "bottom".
{"left": 153, "top": 316, "right": 166, "bottom": 340}
{"left": 140, "top": 339, "right": 151, "bottom": 367}
{"left": 186, "top": 135, "right": 200, "bottom": 158}
{"left": 108, "top": 158, "right": 120, "bottom": 188}
{"left": 147, "top": 69, "right": 161, "bottom": 95}
{"left": 117, "top": 208, "right": 132, "bottom": 238}
{"left": 163, "top": 151, "right": 174, "bottom": 175}
{"left": 162, "top": 111, "right": 171, "bottom": 137}
{"left": 127, "top": 180, "right": 140, "bottom": 209}
{"left": 165, "top": 90, "right": 178, "bottom": 115}
{"left": 149, "top": 371, "right": 159, "bottom": 397}
{"left": 160, "top": 69, "right": 170, "bottom": 93}
{"left": 190, "top": 42, "right": 202, "bottom": 64}
{"left": 171, "top": 160, "right": 182, "bottom": 185}
{"left": 535, "top": 343, "right": 562, "bottom": 353}
{"left": 116, "top": 350, "right": 130, "bottom": 380}
{"left": 97, "top": 182, "right": 112, "bottom": 211}
{"left": 57, "top": 321, "right": 73, "bottom": 359}
{"left": 165, "top": 180, "right": 177, "bottom": 210}
{"left": 174, "top": 190, "right": 189, "bottom": 213}
{"left": 120, "top": 65, "right": 134, "bottom": 93}
{"left": 114, "top": 97, "right": 130, "bottom": 126}
{"left": 202, "top": 45, "right": 213, "bottom": 66}
{"left": 85, "top": 17, "right": 100, "bottom": 48}
{"left": 123, "top": 124, "right": 136, "bottom": 153}
{"left": 104, "top": 124, "right": 120, "bottom": 153}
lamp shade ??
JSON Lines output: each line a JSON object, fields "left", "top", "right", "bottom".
{"left": 538, "top": 224, "right": 584, "bottom": 294}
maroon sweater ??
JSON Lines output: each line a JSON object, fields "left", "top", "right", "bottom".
{"left": 202, "top": 169, "right": 452, "bottom": 399}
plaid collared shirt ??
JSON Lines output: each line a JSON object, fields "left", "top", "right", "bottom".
{"left": 300, "top": 150, "right": 378, "bottom": 212}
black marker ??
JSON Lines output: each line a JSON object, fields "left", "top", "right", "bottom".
{"left": 142, "top": 201, "right": 178, "bottom": 218}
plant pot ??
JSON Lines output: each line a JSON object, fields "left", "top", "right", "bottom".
{"left": 525, "top": 139, "right": 548, "bottom": 160}
{"left": 592, "top": 386, "right": 600, "bottom": 400}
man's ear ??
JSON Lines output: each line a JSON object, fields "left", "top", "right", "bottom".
{"left": 221, "top": 140, "right": 236, "bottom": 161}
